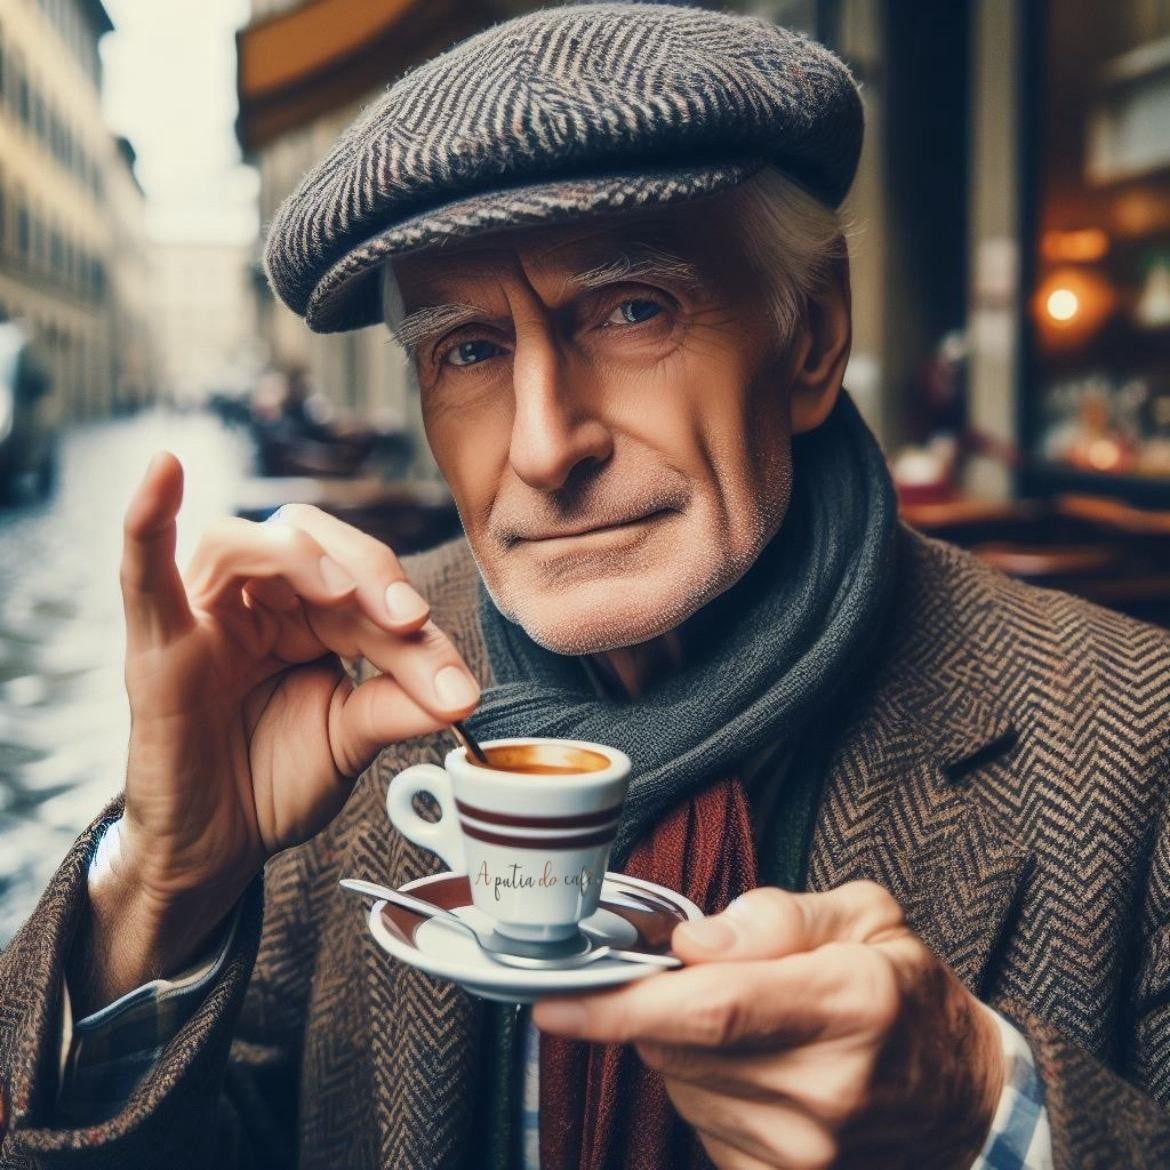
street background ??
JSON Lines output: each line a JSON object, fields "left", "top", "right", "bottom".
{"left": 0, "top": 412, "right": 249, "bottom": 940}
{"left": 1, "top": 0, "right": 1169, "bottom": 941}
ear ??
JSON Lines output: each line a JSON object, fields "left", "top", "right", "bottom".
{"left": 788, "top": 253, "right": 852, "bottom": 435}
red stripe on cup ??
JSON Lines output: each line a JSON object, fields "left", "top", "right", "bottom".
{"left": 454, "top": 799, "right": 623, "bottom": 830}
{"left": 459, "top": 821, "right": 617, "bottom": 850}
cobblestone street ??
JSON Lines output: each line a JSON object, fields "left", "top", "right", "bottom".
{"left": 0, "top": 411, "right": 252, "bottom": 943}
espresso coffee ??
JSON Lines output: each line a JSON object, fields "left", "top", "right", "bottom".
{"left": 469, "top": 743, "right": 611, "bottom": 775}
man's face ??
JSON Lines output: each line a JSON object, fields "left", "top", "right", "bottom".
{"left": 392, "top": 205, "right": 822, "bottom": 654}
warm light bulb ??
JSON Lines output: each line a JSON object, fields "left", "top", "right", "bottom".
{"left": 1046, "top": 288, "right": 1080, "bottom": 321}
{"left": 1086, "top": 438, "right": 1122, "bottom": 470}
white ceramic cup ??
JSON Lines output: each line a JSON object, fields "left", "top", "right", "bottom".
{"left": 386, "top": 737, "right": 631, "bottom": 945}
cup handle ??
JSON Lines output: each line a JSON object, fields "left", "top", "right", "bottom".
{"left": 386, "top": 764, "right": 466, "bottom": 873}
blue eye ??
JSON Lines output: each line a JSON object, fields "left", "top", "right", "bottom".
{"left": 445, "top": 340, "right": 502, "bottom": 368}
{"left": 608, "top": 299, "right": 662, "bottom": 326}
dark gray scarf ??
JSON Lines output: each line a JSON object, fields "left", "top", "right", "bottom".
{"left": 466, "top": 393, "right": 898, "bottom": 865}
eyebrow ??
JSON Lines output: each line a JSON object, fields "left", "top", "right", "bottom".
{"left": 389, "top": 245, "right": 702, "bottom": 360}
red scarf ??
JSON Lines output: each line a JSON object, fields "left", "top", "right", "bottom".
{"left": 539, "top": 778, "right": 759, "bottom": 1169}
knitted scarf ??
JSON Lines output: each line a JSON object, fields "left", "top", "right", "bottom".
{"left": 465, "top": 393, "right": 897, "bottom": 1169}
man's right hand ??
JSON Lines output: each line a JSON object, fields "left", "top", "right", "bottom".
{"left": 71, "top": 452, "right": 480, "bottom": 1013}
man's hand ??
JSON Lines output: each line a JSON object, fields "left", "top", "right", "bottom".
{"left": 72, "top": 453, "right": 481, "bottom": 1014}
{"left": 534, "top": 881, "right": 1005, "bottom": 1170}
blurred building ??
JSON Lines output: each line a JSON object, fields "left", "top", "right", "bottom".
{"left": 105, "top": 135, "right": 153, "bottom": 410}
{"left": 152, "top": 241, "right": 259, "bottom": 408}
{"left": 0, "top": 0, "right": 158, "bottom": 419}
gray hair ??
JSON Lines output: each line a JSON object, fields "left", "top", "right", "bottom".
{"left": 380, "top": 165, "right": 846, "bottom": 359}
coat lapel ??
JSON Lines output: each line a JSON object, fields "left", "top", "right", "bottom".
{"left": 809, "top": 673, "right": 1031, "bottom": 996}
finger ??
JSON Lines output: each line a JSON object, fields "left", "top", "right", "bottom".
{"left": 306, "top": 606, "right": 481, "bottom": 722}
{"left": 637, "top": 1038, "right": 872, "bottom": 1124}
{"left": 668, "top": 1084, "right": 835, "bottom": 1170}
{"left": 185, "top": 516, "right": 357, "bottom": 610}
{"left": 242, "top": 576, "right": 302, "bottom": 614}
{"left": 673, "top": 881, "right": 906, "bottom": 964}
{"left": 533, "top": 945, "right": 893, "bottom": 1047}
{"left": 121, "top": 452, "right": 195, "bottom": 649}
{"left": 270, "top": 504, "right": 431, "bottom": 634}
{"left": 694, "top": 1130, "right": 785, "bottom": 1170}
{"left": 330, "top": 673, "right": 451, "bottom": 775}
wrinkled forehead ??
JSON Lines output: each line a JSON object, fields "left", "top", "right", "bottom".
{"left": 389, "top": 208, "right": 716, "bottom": 309}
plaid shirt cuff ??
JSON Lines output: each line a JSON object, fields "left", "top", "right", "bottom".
{"left": 55, "top": 818, "right": 241, "bottom": 1128}
{"left": 971, "top": 1006, "right": 1054, "bottom": 1170}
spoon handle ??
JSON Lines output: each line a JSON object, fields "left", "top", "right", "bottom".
{"left": 340, "top": 878, "right": 470, "bottom": 933}
{"left": 451, "top": 720, "right": 491, "bottom": 764}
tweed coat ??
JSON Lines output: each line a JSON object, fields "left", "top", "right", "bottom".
{"left": 3, "top": 526, "right": 1170, "bottom": 1169}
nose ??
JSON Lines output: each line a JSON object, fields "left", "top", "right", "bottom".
{"left": 507, "top": 323, "right": 613, "bottom": 492}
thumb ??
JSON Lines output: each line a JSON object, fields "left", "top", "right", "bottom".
{"left": 672, "top": 880, "right": 905, "bottom": 963}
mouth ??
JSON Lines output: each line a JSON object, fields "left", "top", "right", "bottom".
{"left": 510, "top": 508, "right": 674, "bottom": 547}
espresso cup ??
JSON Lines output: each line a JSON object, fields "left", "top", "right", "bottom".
{"left": 386, "top": 738, "right": 631, "bottom": 945}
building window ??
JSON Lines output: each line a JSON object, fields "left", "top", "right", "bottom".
{"left": 32, "top": 82, "right": 46, "bottom": 142}
{"left": 32, "top": 211, "right": 44, "bottom": 269}
{"left": 16, "top": 201, "right": 29, "bottom": 261}
{"left": 16, "top": 61, "right": 29, "bottom": 126}
{"left": 49, "top": 226, "right": 62, "bottom": 277}
{"left": 0, "top": 26, "right": 6, "bottom": 102}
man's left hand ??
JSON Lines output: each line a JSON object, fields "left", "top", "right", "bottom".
{"left": 533, "top": 881, "right": 1005, "bottom": 1170}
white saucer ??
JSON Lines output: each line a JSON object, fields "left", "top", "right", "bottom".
{"left": 365, "top": 870, "right": 701, "bottom": 1003}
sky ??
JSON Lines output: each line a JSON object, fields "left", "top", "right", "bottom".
{"left": 100, "top": 0, "right": 259, "bottom": 244}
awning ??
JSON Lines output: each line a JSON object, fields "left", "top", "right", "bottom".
{"left": 235, "top": 0, "right": 500, "bottom": 153}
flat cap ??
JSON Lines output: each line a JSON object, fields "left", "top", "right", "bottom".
{"left": 264, "top": 2, "right": 863, "bottom": 334}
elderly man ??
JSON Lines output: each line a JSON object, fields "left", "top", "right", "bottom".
{"left": 2, "top": 5, "right": 1169, "bottom": 1169}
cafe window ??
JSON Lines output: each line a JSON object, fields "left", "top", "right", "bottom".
{"left": 1024, "top": 0, "right": 1170, "bottom": 502}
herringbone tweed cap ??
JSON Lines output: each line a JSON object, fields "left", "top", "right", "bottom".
{"left": 263, "top": 2, "right": 863, "bottom": 334}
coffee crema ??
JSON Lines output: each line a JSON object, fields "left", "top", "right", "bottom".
{"left": 468, "top": 743, "right": 611, "bottom": 775}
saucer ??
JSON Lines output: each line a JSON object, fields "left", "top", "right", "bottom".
{"left": 366, "top": 871, "right": 701, "bottom": 1003}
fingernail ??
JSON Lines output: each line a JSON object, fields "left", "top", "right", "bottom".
{"left": 535, "top": 1001, "right": 588, "bottom": 1033}
{"left": 385, "top": 581, "right": 429, "bottom": 623}
{"left": 319, "top": 556, "right": 356, "bottom": 594}
{"left": 679, "top": 915, "right": 736, "bottom": 952}
{"left": 433, "top": 665, "right": 479, "bottom": 709}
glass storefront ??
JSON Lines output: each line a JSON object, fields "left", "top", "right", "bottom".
{"left": 1027, "top": 0, "right": 1170, "bottom": 498}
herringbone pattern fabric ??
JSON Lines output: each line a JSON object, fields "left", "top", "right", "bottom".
{"left": 261, "top": 3, "right": 863, "bottom": 332}
{"left": 4, "top": 528, "right": 1170, "bottom": 1168}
